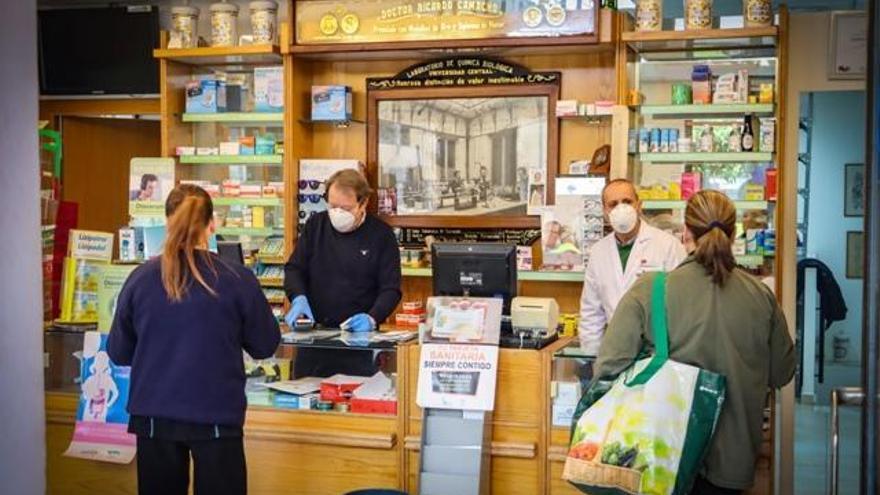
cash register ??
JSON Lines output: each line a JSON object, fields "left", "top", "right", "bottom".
{"left": 431, "top": 242, "right": 559, "bottom": 349}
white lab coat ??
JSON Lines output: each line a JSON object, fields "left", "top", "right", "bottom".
{"left": 578, "top": 222, "right": 687, "bottom": 354}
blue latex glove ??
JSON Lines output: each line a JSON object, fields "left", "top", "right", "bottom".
{"left": 284, "top": 295, "right": 314, "bottom": 328}
{"left": 341, "top": 313, "right": 375, "bottom": 333}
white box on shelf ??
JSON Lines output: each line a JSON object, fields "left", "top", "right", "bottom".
{"left": 556, "top": 100, "right": 579, "bottom": 117}
{"left": 219, "top": 142, "right": 241, "bottom": 155}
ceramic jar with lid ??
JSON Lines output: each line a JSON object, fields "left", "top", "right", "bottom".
{"left": 249, "top": 1, "right": 278, "bottom": 44}
{"left": 635, "top": 0, "right": 662, "bottom": 32}
{"left": 210, "top": 1, "right": 239, "bottom": 47}
{"left": 744, "top": 0, "right": 773, "bottom": 27}
{"left": 171, "top": 5, "right": 199, "bottom": 48}
{"left": 684, "top": 0, "right": 713, "bottom": 30}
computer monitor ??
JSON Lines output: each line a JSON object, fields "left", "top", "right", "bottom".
{"left": 217, "top": 241, "right": 245, "bottom": 265}
{"left": 431, "top": 242, "right": 517, "bottom": 314}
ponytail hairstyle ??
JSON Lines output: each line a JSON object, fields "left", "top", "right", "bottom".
{"left": 161, "top": 184, "right": 216, "bottom": 302}
{"left": 685, "top": 190, "right": 737, "bottom": 286}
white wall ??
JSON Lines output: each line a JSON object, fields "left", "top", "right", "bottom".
{"left": 0, "top": 0, "right": 46, "bottom": 492}
{"left": 806, "top": 92, "right": 866, "bottom": 365}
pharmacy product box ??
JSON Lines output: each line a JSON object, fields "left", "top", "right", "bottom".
{"left": 240, "top": 184, "right": 263, "bottom": 198}
{"left": 219, "top": 141, "right": 240, "bottom": 155}
{"left": 320, "top": 374, "right": 367, "bottom": 403}
{"left": 311, "top": 85, "right": 352, "bottom": 121}
{"left": 239, "top": 136, "right": 255, "bottom": 155}
{"left": 254, "top": 67, "right": 284, "bottom": 112}
{"left": 118, "top": 227, "right": 140, "bottom": 262}
{"left": 255, "top": 134, "right": 276, "bottom": 155}
{"left": 185, "top": 79, "right": 226, "bottom": 113}
{"left": 555, "top": 99, "right": 579, "bottom": 117}
{"left": 350, "top": 397, "right": 397, "bottom": 415}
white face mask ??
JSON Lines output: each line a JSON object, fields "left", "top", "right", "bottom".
{"left": 609, "top": 203, "right": 639, "bottom": 235}
{"left": 328, "top": 207, "right": 358, "bottom": 233}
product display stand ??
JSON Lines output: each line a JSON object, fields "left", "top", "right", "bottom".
{"left": 415, "top": 301, "right": 502, "bottom": 495}
{"left": 418, "top": 408, "right": 492, "bottom": 495}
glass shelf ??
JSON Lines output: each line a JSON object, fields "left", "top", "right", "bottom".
{"left": 558, "top": 114, "right": 613, "bottom": 125}
{"left": 637, "top": 103, "right": 774, "bottom": 118}
{"left": 216, "top": 227, "right": 283, "bottom": 237}
{"left": 299, "top": 118, "right": 365, "bottom": 127}
{"left": 257, "top": 256, "right": 286, "bottom": 265}
{"left": 179, "top": 154, "right": 283, "bottom": 165}
{"left": 638, "top": 152, "right": 773, "bottom": 163}
{"left": 642, "top": 200, "right": 769, "bottom": 210}
{"left": 212, "top": 197, "right": 282, "bottom": 207}
{"left": 182, "top": 112, "right": 284, "bottom": 123}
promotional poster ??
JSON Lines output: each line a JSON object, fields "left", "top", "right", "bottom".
{"left": 64, "top": 331, "right": 135, "bottom": 464}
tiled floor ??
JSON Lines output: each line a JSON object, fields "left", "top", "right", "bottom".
{"left": 794, "top": 363, "right": 862, "bottom": 495}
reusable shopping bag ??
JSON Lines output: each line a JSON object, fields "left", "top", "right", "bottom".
{"left": 563, "top": 273, "right": 726, "bottom": 495}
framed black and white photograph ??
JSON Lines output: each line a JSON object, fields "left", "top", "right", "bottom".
{"left": 846, "top": 231, "right": 864, "bottom": 279}
{"left": 844, "top": 163, "right": 865, "bottom": 217}
{"left": 376, "top": 96, "right": 548, "bottom": 217}
{"left": 828, "top": 11, "right": 867, "bottom": 80}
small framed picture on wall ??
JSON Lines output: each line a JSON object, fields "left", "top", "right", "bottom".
{"left": 844, "top": 163, "right": 865, "bottom": 217}
{"left": 846, "top": 231, "right": 865, "bottom": 279}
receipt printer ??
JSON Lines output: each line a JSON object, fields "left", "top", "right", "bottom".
{"left": 511, "top": 297, "right": 559, "bottom": 338}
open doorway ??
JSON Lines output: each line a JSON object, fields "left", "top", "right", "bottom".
{"left": 794, "top": 90, "right": 865, "bottom": 495}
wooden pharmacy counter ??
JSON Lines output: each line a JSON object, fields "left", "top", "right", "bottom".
{"left": 45, "top": 338, "right": 578, "bottom": 495}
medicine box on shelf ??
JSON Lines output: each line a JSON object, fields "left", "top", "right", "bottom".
{"left": 311, "top": 85, "right": 353, "bottom": 122}
{"left": 186, "top": 79, "right": 226, "bottom": 114}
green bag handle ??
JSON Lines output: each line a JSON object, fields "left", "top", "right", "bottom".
{"left": 624, "top": 272, "right": 669, "bottom": 387}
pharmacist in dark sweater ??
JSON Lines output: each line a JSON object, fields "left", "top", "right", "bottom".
{"left": 108, "top": 185, "right": 279, "bottom": 495}
{"left": 285, "top": 168, "right": 402, "bottom": 378}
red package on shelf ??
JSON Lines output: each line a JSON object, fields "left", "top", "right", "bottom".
{"left": 319, "top": 375, "right": 367, "bottom": 404}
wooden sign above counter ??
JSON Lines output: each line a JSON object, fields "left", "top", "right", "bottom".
{"left": 294, "top": 0, "right": 599, "bottom": 47}
{"left": 367, "top": 57, "right": 560, "bottom": 89}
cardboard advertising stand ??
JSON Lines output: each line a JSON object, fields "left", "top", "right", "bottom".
{"left": 415, "top": 297, "right": 502, "bottom": 495}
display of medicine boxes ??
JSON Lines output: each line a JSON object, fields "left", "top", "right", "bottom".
{"left": 311, "top": 85, "right": 352, "bottom": 121}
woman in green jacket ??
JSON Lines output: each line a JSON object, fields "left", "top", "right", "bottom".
{"left": 595, "top": 190, "right": 795, "bottom": 495}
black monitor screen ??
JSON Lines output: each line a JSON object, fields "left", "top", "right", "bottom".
{"left": 431, "top": 242, "right": 517, "bottom": 314}
{"left": 38, "top": 7, "right": 160, "bottom": 96}
{"left": 217, "top": 242, "right": 245, "bottom": 266}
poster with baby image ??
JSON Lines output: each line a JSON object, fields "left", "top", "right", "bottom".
{"left": 64, "top": 331, "right": 135, "bottom": 464}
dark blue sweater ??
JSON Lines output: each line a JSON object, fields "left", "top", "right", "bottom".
{"left": 107, "top": 252, "right": 280, "bottom": 427}
{"left": 284, "top": 212, "right": 402, "bottom": 327}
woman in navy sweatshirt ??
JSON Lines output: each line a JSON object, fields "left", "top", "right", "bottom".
{"left": 108, "top": 184, "right": 280, "bottom": 495}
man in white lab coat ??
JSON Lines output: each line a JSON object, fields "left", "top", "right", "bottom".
{"left": 578, "top": 179, "right": 687, "bottom": 354}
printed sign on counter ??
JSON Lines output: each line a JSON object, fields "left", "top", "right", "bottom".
{"left": 64, "top": 331, "right": 136, "bottom": 464}
{"left": 417, "top": 343, "right": 499, "bottom": 411}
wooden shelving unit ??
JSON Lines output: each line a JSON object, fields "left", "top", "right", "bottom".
{"left": 155, "top": 28, "right": 292, "bottom": 318}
